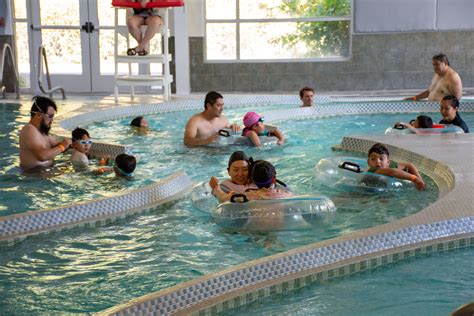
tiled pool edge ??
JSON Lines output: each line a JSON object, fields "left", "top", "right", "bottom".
{"left": 58, "top": 97, "right": 474, "bottom": 132}
{"left": 190, "top": 235, "right": 474, "bottom": 316}
{"left": 0, "top": 171, "right": 193, "bottom": 247}
{"left": 99, "top": 218, "right": 473, "bottom": 316}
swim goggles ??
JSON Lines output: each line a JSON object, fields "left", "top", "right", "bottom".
{"left": 79, "top": 140, "right": 92, "bottom": 145}
{"left": 31, "top": 100, "right": 55, "bottom": 119}
{"left": 113, "top": 162, "right": 133, "bottom": 177}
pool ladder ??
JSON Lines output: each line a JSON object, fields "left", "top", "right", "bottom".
{"left": 38, "top": 45, "right": 66, "bottom": 99}
{"left": 0, "top": 43, "right": 20, "bottom": 99}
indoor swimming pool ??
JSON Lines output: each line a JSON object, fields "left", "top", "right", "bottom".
{"left": 0, "top": 100, "right": 472, "bottom": 314}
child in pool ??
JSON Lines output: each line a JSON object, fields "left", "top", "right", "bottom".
{"left": 210, "top": 160, "right": 293, "bottom": 203}
{"left": 71, "top": 127, "right": 92, "bottom": 168}
{"left": 366, "top": 143, "right": 425, "bottom": 190}
{"left": 395, "top": 115, "right": 434, "bottom": 134}
{"left": 97, "top": 153, "right": 137, "bottom": 178}
{"left": 130, "top": 116, "right": 149, "bottom": 135}
{"left": 242, "top": 112, "right": 284, "bottom": 147}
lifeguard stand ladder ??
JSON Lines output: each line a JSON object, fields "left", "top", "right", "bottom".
{"left": 112, "top": 0, "right": 184, "bottom": 101}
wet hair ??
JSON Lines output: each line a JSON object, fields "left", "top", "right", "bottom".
{"left": 30, "top": 95, "right": 57, "bottom": 118}
{"left": 115, "top": 154, "right": 136, "bottom": 175}
{"left": 368, "top": 143, "right": 390, "bottom": 157}
{"left": 442, "top": 95, "right": 460, "bottom": 108}
{"left": 130, "top": 116, "right": 144, "bottom": 127}
{"left": 227, "top": 151, "right": 249, "bottom": 170}
{"left": 72, "top": 127, "right": 90, "bottom": 141}
{"left": 432, "top": 53, "right": 450, "bottom": 66}
{"left": 204, "top": 91, "right": 223, "bottom": 109}
{"left": 416, "top": 115, "right": 433, "bottom": 128}
{"left": 299, "top": 87, "right": 314, "bottom": 98}
{"left": 250, "top": 160, "right": 276, "bottom": 188}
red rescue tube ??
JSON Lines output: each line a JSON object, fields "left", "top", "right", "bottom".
{"left": 432, "top": 124, "right": 444, "bottom": 129}
{"left": 112, "top": 0, "right": 184, "bottom": 8}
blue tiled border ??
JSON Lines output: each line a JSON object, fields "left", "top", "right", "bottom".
{"left": 0, "top": 171, "right": 193, "bottom": 247}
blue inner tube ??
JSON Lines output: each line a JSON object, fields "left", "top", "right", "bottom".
{"left": 315, "top": 156, "right": 414, "bottom": 193}
{"left": 213, "top": 195, "right": 336, "bottom": 232}
{"left": 384, "top": 124, "right": 464, "bottom": 135}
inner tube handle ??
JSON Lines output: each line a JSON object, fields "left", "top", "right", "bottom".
{"left": 393, "top": 123, "right": 406, "bottom": 130}
{"left": 230, "top": 193, "right": 249, "bottom": 203}
{"left": 339, "top": 161, "right": 362, "bottom": 173}
{"left": 218, "top": 129, "right": 231, "bottom": 137}
{"left": 276, "top": 178, "right": 287, "bottom": 187}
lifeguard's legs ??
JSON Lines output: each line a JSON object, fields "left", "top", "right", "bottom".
{"left": 126, "top": 15, "right": 162, "bottom": 54}
{"left": 127, "top": 15, "right": 145, "bottom": 48}
{"left": 141, "top": 16, "right": 162, "bottom": 53}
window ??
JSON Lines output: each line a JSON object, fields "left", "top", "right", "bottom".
{"left": 205, "top": 0, "right": 351, "bottom": 61}
{"left": 12, "top": 0, "right": 30, "bottom": 88}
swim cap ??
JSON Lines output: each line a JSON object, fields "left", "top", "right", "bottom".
{"left": 243, "top": 112, "right": 263, "bottom": 128}
{"left": 251, "top": 160, "right": 276, "bottom": 188}
{"left": 227, "top": 151, "right": 249, "bottom": 169}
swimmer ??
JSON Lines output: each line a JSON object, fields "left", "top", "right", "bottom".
{"left": 130, "top": 116, "right": 149, "bottom": 134}
{"left": 184, "top": 91, "right": 241, "bottom": 146}
{"left": 405, "top": 53, "right": 462, "bottom": 102}
{"left": 19, "top": 96, "right": 72, "bottom": 170}
{"left": 97, "top": 153, "right": 136, "bottom": 178}
{"left": 394, "top": 115, "right": 433, "bottom": 134}
{"left": 218, "top": 151, "right": 258, "bottom": 194}
{"left": 242, "top": 112, "right": 285, "bottom": 147}
{"left": 70, "top": 127, "right": 92, "bottom": 168}
{"left": 439, "top": 95, "right": 469, "bottom": 133}
{"left": 366, "top": 143, "right": 425, "bottom": 190}
{"left": 210, "top": 160, "right": 293, "bottom": 202}
{"left": 299, "top": 86, "right": 315, "bottom": 107}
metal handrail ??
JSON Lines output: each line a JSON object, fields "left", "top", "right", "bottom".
{"left": 0, "top": 43, "right": 20, "bottom": 99}
{"left": 37, "top": 45, "right": 66, "bottom": 99}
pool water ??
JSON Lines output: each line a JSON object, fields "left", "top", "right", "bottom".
{"left": 0, "top": 104, "right": 146, "bottom": 216}
{"left": 230, "top": 248, "right": 474, "bottom": 315}
{"left": 0, "top": 103, "right": 472, "bottom": 314}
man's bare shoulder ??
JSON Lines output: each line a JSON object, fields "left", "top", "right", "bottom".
{"left": 447, "top": 69, "right": 461, "bottom": 80}
{"left": 188, "top": 111, "right": 206, "bottom": 121}
{"left": 20, "top": 123, "right": 37, "bottom": 136}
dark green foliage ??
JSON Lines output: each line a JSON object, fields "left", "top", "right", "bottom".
{"left": 270, "top": 0, "right": 351, "bottom": 57}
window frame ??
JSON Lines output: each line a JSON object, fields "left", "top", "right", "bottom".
{"left": 204, "top": 0, "right": 353, "bottom": 63}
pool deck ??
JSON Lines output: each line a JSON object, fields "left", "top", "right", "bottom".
{"left": 2, "top": 93, "right": 473, "bottom": 315}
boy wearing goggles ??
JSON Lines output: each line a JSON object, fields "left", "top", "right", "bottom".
{"left": 71, "top": 127, "right": 92, "bottom": 168}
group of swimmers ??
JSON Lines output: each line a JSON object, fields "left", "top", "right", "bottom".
{"left": 209, "top": 140, "right": 426, "bottom": 206}
{"left": 396, "top": 95, "right": 469, "bottom": 133}
{"left": 68, "top": 115, "right": 151, "bottom": 175}
{"left": 19, "top": 96, "right": 137, "bottom": 178}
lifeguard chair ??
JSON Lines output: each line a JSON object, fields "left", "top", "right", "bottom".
{"left": 112, "top": 0, "right": 184, "bottom": 101}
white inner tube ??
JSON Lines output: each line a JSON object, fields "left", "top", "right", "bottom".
{"left": 385, "top": 124, "right": 464, "bottom": 135}
{"left": 315, "top": 156, "right": 414, "bottom": 193}
{"left": 213, "top": 194, "right": 336, "bottom": 232}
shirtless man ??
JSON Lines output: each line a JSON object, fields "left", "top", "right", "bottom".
{"left": 183, "top": 91, "right": 240, "bottom": 146}
{"left": 19, "top": 96, "right": 71, "bottom": 170}
{"left": 300, "top": 86, "right": 315, "bottom": 107}
{"left": 406, "top": 53, "right": 462, "bottom": 102}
